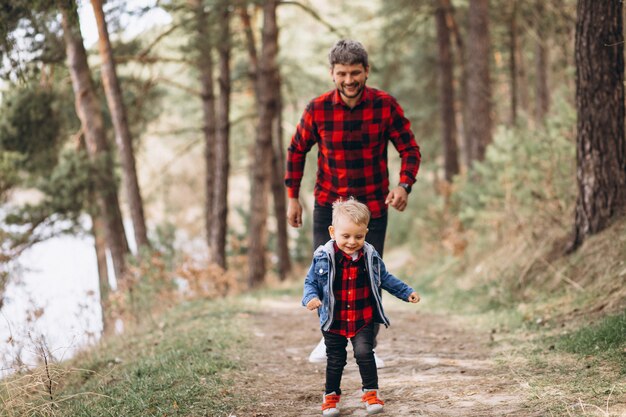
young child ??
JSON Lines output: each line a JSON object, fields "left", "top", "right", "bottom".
{"left": 302, "top": 198, "right": 420, "bottom": 416}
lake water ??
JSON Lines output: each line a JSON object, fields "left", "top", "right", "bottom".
{"left": 0, "top": 207, "right": 138, "bottom": 379}
{"left": 0, "top": 232, "right": 103, "bottom": 377}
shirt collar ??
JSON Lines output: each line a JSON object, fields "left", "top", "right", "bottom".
{"left": 333, "top": 242, "right": 364, "bottom": 263}
{"left": 332, "top": 86, "right": 372, "bottom": 108}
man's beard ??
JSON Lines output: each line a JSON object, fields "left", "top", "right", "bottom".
{"left": 338, "top": 81, "right": 365, "bottom": 99}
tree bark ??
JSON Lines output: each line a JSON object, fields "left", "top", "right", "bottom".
{"left": 210, "top": 0, "right": 231, "bottom": 269}
{"left": 465, "top": 0, "right": 493, "bottom": 165}
{"left": 515, "top": 21, "right": 530, "bottom": 119}
{"left": 78, "top": 133, "right": 112, "bottom": 335}
{"left": 569, "top": 0, "right": 626, "bottom": 251}
{"left": 91, "top": 0, "right": 150, "bottom": 250}
{"left": 534, "top": 33, "right": 550, "bottom": 123}
{"left": 190, "top": 0, "right": 218, "bottom": 256}
{"left": 435, "top": 0, "right": 460, "bottom": 181}
{"left": 508, "top": 0, "right": 518, "bottom": 126}
{"left": 248, "top": 0, "right": 279, "bottom": 287}
{"left": 270, "top": 72, "right": 291, "bottom": 279}
{"left": 444, "top": 0, "right": 469, "bottom": 169}
{"left": 60, "top": 2, "right": 130, "bottom": 281}
{"left": 92, "top": 212, "right": 111, "bottom": 335}
{"left": 239, "top": 5, "right": 259, "bottom": 96}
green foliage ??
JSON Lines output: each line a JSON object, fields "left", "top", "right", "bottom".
{"left": 1, "top": 149, "right": 91, "bottom": 260}
{"left": 0, "top": 151, "right": 23, "bottom": 201}
{"left": 38, "top": 149, "right": 92, "bottom": 214}
{"left": 0, "top": 0, "right": 66, "bottom": 80}
{"left": 0, "top": 85, "right": 63, "bottom": 175}
{"left": 453, "top": 100, "right": 576, "bottom": 228}
{"left": 151, "top": 221, "right": 178, "bottom": 265}
{"left": 557, "top": 310, "right": 626, "bottom": 371}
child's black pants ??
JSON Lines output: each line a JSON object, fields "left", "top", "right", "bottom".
{"left": 322, "top": 322, "right": 378, "bottom": 395}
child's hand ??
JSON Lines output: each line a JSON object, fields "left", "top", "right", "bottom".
{"left": 307, "top": 298, "right": 322, "bottom": 310}
{"left": 408, "top": 292, "right": 420, "bottom": 303}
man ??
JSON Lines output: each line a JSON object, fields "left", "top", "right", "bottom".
{"left": 285, "top": 39, "right": 421, "bottom": 367}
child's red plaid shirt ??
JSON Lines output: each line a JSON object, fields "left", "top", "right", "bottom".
{"left": 285, "top": 87, "right": 421, "bottom": 218}
{"left": 328, "top": 244, "right": 374, "bottom": 338}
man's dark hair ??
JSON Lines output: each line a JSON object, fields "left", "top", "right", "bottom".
{"left": 328, "top": 39, "right": 369, "bottom": 69}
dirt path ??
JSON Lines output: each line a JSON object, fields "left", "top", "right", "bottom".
{"left": 233, "top": 296, "right": 534, "bottom": 417}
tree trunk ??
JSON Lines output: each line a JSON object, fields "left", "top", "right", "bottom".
{"left": 508, "top": 0, "right": 518, "bottom": 126}
{"left": 465, "top": 0, "right": 493, "bottom": 164}
{"left": 210, "top": 0, "right": 231, "bottom": 269}
{"left": 569, "top": 0, "right": 626, "bottom": 252}
{"left": 270, "top": 72, "right": 291, "bottom": 279}
{"left": 60, "top": 3, "right": 129, "bottom": 281}
{"left": 91, "top": 0, "right": 150, "bottom": 250}
{"left": 78, "top": 133, "right": 112, "bottom": 336}
{"left": 239, "top": 5, "right": 259, "bottom": 96}
{"left": 248, "top": 0, "right": 279, "bottom": 287}
{"left": 190, "top": 0, "right": 218, "bottom": 256}
{"left": 516, "top": 28, "right": 530, "bottom": 119}
{"left": 534, "top": 34, "right": 550, "bottom": 123}
{"left": 92, "top": 212, "right": 111, "bottom": 335}
{"left": 435, "top": 0, "right": 460, "bottom": 181}
{"left": 445, "top": 0, "right": 469, "bottom": 169}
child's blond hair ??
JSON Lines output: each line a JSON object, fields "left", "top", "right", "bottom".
{"left": 332, "top": 197, "right": 371, "bottom": 227}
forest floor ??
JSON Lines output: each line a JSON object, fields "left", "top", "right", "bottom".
{"left": 231, "top": 296, "right": 538, "bottom": 417}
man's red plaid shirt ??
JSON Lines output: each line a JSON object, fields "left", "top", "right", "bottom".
{"left": 328, "top": 244, "right": 374, "bottom": 338}
{"left": 285, "top": 86, "right": 421, "bottom": 218}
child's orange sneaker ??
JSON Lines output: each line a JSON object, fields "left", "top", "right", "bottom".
{"left": 361, "top": 389, "right": 384, "bottom": 415}
{"left": 322, "top": 392, "right": 341, "bottom": 416}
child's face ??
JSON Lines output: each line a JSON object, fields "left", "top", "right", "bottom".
{"left": 328, "top": 216, "right": 368, "bottom": 256}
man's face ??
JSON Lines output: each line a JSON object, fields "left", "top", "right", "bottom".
{"left": 331, "top": 63, "right": 369, "bottom": 101}
{"left": 328, "top": 216, "right": 368, "bottom": 256}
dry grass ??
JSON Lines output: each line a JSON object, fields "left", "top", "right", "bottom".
{"left": 176, "top": 256, "right": 240, "bottom": 299}
{"left": 0, "top": 339, "right": 111, "bottom": 417}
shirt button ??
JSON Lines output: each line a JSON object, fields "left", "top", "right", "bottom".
{"left": 319, "top": 268, "right": 324, "bottom": 274}
{"left": 347, "top": 305, "right": 351, "bottom": 308}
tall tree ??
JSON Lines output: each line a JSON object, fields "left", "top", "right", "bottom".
{"left": 508, "top": 0, "right": 519, "bottom": 126}
{"left": 435, "top": 0, "right": 460, "bottom": 181}
{"left": 516, "top": 36, "right": 530, "bottom": 121}
{"left": 210, "top": 0, "right": 231, "bottom": 269}
{"left": 534, "top": 2, "right": 550, "bottom": 123}
{"left": 59, "top": 1, "right": 130, "bottom": 280}
{"left": 91, "top": 189, "right": 112, "bottom": 334}
{"left": 270, "top": 71, "right": 291, "bottom": 279}
{"left": 91, "top": 0, "right": 150, "bottom": 250}
{"left": 239, "top": 5, "right": 259, "bottom": 95}
{"left": 240, "top": 2, "right": 291, "bottom": 280}
{"left": 465, "top": 0, "right": 493, "bottom": 164}
{"left": 74, "top": 133, "right": 113, "bottom": 334}
{"left": 189, "top": 0, "right": 218, "bottom": 258}
{"left": 248, "top": 0, "right": 279, "bottom": 287}
{"left": 569, "top": 0, "right": 626, "bottom": 251}
{"left": 442, "top": 1, "right": 469, "bottom": 168}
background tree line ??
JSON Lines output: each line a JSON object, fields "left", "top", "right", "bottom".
{"left": 0, "top": 0, "right": 623, "bottom": 334}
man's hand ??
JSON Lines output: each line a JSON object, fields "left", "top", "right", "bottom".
{"left": 306, "top": 298, "right": 322, "bottom": 310}
{"left": 385, "top": 186, "right": 409, "bottom": 212}
{"left": 407, "top": 292, "right": 420, "bottom": 303}
{"left": 287, "top": 198, "right": 303, "bottom": 227}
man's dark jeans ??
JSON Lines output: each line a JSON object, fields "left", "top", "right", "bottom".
{"left": 313, "top": 202, "right": 388, "bottom": 256}
{"left": 322, "top": 322, "right": 378, "bottom": 395}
